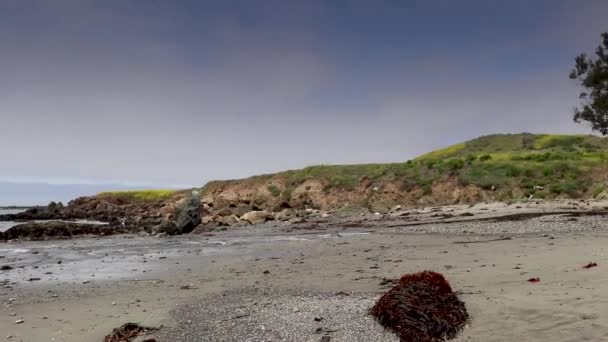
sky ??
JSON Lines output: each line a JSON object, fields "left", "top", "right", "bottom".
{"left": 1, "top": 0, "right": 607, "bottom": 204}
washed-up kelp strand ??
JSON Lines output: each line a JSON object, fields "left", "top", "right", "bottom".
{"left": 527, "top": 277, "right": 540, "bottom": 283}
{"left": 370, "top": 271, "right": 469, "bottom": 342}
{"left": 583, "top": 262, "right": 598, "bottom": 269}
{"left": 103, "top": 323, "right": 155, "bottom": 342}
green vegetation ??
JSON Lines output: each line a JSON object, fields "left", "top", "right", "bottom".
{"left": 98, "top": 189, "right": 177, "bottom": 201}
{"left": 200, "top": 134, "right": 608, "bottom": 202}
{"left": 570, "top": 32, "right": 608, "bottom": 135}
{"left": 267, "top": 185, "right": 281, "bottom": 197}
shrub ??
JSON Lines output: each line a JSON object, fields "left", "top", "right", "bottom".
{"left": 267, "top": 185, "right": 281, "bottom": 197}
{"left": 479, "top": 154, "right": 492, "bottom": 161}
{"left": 593, "top": 185, "right": 605, "bottom": 197}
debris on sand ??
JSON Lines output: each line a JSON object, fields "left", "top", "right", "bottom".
{"left": 582, "top": 262, "right": 598, "bottom": 269}
{"left": 102, "top": 323, "right": 156, "bottom": 342}
{"left": 527, "top": 277, "right": 540, "bottom": 283}
{"left": 370, "top": 271, "right": 468, "bottom": 342}
{"left": 379, "top": 277, "right": 397, "bottom": 287}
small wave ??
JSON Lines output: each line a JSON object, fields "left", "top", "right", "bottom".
{"left": 0, "top": 248, "right": 30, "bottom": 253}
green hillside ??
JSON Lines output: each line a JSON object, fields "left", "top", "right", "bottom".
{"left": 411, "top": 133, "right": 608, "bottom": 199}
{"left": 102, "top": 134, "right": 608, "bottom": 208}
{"left": 202, "top": 134, "right": 608, "bottom": 203}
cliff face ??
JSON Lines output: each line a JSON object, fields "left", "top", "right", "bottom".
{"left": 200, "top": 177, "right": 492, "bottom": 215}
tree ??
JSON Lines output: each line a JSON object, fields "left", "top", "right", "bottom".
{"left": 570, "top": 32, "right": 608, "bottom": 135}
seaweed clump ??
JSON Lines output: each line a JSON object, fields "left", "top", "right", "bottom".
{"left": 103, "top": 322, "right": 156, "bottom": 342}
{"left": 370, "top": 271, "right": 469, "bottom": 342}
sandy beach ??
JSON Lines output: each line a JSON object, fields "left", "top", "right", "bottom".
{"left": 2, "top": 202, "right": 608, "bottom": 341}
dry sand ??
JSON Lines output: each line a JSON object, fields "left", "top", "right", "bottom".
{"left": 1, "top": 201, "right": 608, "bottom": 341}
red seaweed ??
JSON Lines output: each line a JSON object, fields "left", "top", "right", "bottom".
{"left": 527, "top": 277, "right": 540, "bottom": 283}
{"left": 583, "top": 262, "right": 598, "bottom": 269}
{"left": 370, "top": 271, "right": 469, "bottom": 342}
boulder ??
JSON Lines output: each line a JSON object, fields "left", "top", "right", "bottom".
{"left": 215, "top": 207, "right": 234, "bottom": 217}
{"left": 275, "top": 209, "right": 296, "bottom": 221}
{"left": 219, "top": 215, "right": 240, "bottom": 226}
{"left": 212, "top": 196, "right": 233, "bottom": 210}
{"left": 175, "top": 191, "right": 202, "bottom": 234}
{"left": 241, "top": 210, "right": 272, "bottom": 225}
{"left": 151, "top": 220, "right": 180, "bottom": 236}
{"left": 200, "top": 216, "right": 214, "bottom": 225}
{"left": 231, "top": 203, "right": 252, "bottom": 217}
{"left": 158, "top": 204, "right": 176, "bottom": 219}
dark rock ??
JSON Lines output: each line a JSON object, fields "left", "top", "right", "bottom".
{"left": 0, "top": 221, "right": 132, "bottom": 241}
{"left": 175, "top": 191, "right": 201, "bottom": 234}
{"left": 151, "top": 221, "right": 180, "bottom": 236}
{"left": 1, "top": 265, "right": 13, "bottom": 270}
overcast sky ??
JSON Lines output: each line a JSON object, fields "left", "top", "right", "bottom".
{"left": 1, "top": 0, "right": 607, "bottom": 192}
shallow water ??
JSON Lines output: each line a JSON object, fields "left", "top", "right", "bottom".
{"left": 0, "top": 208, "right": 25, "bottom": 232}
{"left": 0, "top": 231, "right": 370, "bottom": 284}
{"left": 0, "top": 208, "right": 108, "bottom": 232}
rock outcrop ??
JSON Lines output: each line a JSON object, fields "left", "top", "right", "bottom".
{"left": 174, "top": 191, "right": 202, "bottom": 233}
{"left": 0, "top": 221, "right": 131, "bottom": 241}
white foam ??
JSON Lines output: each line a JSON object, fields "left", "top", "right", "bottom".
{"left": 0, "top": 248, "right": 30, "bottom": 253}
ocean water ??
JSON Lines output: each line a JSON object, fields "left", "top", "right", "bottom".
{"left": 0, "top": 208, "right": 108, "bottom": 232}
{"left": 0, "top": 208, "right": 26, "bottom": 232}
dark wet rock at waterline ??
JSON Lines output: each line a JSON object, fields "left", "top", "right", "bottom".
{"left": 0, "top": 221, "right": 134, "bottom": 241}
{"left": 0, "top": 203, "right": 66, "bottom": 221}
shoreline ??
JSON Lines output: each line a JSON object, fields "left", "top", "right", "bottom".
{"left": 1, "top": 202, "right": 608, "bottom": 341}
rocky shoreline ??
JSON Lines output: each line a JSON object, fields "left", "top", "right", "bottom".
{"left": 3, "top": 190, "right": 608, "bottom": 242}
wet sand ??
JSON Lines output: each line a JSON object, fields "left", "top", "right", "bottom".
{"left": 2, "top": 202, "right": 608, "bottom": 341}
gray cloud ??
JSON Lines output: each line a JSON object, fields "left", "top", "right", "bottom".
{"left": 0, "top": 0, "right": 606, "bottom": 195}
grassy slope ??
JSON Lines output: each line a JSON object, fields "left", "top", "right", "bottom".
{"left": 202, "top": 133, "right": 608, "bottom": 202}
{"left": 97, "top": 189, "right": 179, "bottom": 202}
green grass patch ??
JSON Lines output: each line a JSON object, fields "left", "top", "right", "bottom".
{"left": 267, "top": 185, "right": 281, "bottom": 197}
{"left": 98, "top": 189, "right": 177, "bottom": 201}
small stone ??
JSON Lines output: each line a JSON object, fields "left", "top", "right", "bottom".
{"left": 15, "top": 319, "right": 24, "bottom": 324}
{"left": 293, "top": 307, "right": 300, "bottom": 313}
{"left": 263, "top": 270, "right": 270, "bottom": 274}
{"left": 112, "top": 302, "right": 117, "bottom": 306}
